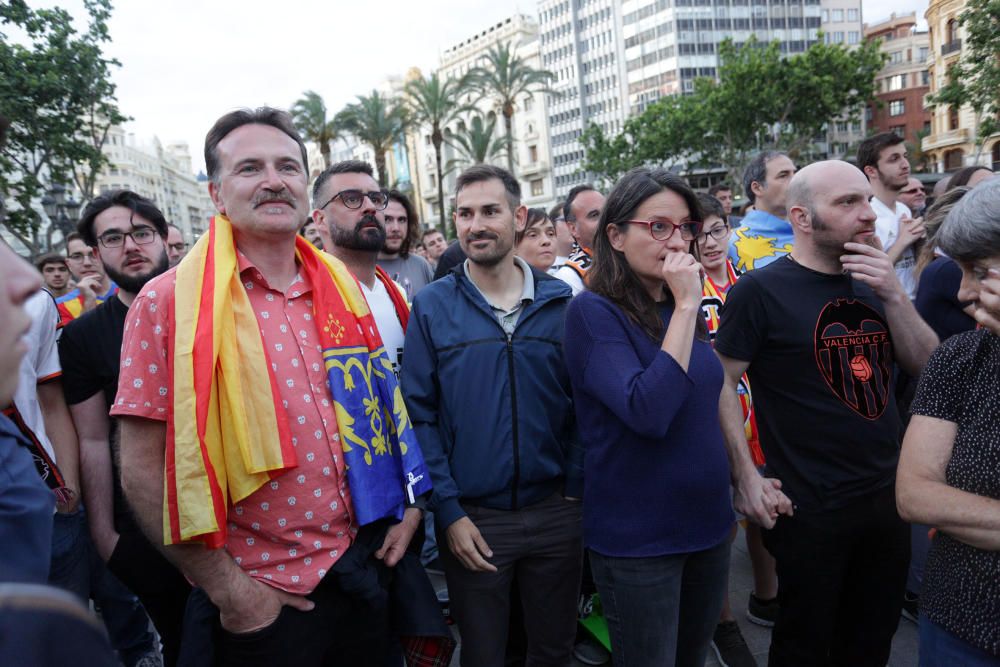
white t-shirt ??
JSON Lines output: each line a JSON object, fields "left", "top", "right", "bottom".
{"left": 871, "top": 197, "right": 918, "bottom": 300}
{"left": 551, "top": 265, "right": 585, "bottom": 295}
{"left": 11, "top": 290, "right": 62, "bottom": 464}
{"left": 360, "top": 278, "right": 406, "bottom": 376}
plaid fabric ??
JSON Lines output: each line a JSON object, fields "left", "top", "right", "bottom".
{"left": 402, "top": 635, "right": 457, "bottom": 667}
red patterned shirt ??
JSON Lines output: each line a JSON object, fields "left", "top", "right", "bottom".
{"left": 111, "top": 254, "right": 356, "bottom": 594}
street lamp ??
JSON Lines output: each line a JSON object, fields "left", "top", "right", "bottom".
{"left": 41, "top": 183, "right": 82, "bottom": 250}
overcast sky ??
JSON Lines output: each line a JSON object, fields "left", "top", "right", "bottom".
{"left": 41, "top": 0, "right": 928, "bottom": 173}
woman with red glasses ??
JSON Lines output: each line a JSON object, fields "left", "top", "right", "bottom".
{"left": 562, "top": 168, "right": 737, "bottom": 666}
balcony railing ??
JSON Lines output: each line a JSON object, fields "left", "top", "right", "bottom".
{"left": 941, "top": 39, "right": 962, "bottom": 55}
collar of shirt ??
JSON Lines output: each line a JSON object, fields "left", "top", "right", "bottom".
{"left": 464, "top": 255, "right": 535, "bottom": 315}
{"left": 236, "top": 249, "right": 311, "bottom": 297}
{"left": 870, "top": 197, "right": 909, "bottom": 245}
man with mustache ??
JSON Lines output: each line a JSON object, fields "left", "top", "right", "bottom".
{"left": 110, "top": 110, "right": 446, "bottom": 665}
{"left": 401, "top": 164, "right": 583, "bottom": 666}
{"left": 377, "top": 190, "right": 433, "bottom": 300}
{"left": 57, "top": 190, "right": 189, "bottom": 665}
{"left": 714, "top": 160, "right": 938, "bottom": 666}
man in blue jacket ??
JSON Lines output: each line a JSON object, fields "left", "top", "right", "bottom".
{"left": 401, "top": 165, "right": 584, "bottom": 667}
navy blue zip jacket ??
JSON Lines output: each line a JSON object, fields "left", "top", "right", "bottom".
{"left": 400, "top": 262, "right": 584, "bottom": 532}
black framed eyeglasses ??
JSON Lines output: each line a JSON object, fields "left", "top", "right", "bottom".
{"left": 622, "top": 219, "right": 702, "bottom": 242}
{"left": 319, "top": 189, "right": 389, "bottom": 211}
{"left": 697, "top": 223, "right": 731, "bottom": 244}
{"left": 97, "top": 227, "right": 159, "bottom": 249}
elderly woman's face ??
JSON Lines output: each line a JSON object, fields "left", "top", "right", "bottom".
{"left": 957, "top": 255, "right": 1000, "bottom": 310}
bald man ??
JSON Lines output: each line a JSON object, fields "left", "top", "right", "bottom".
{"left": 713, "top": 161, "right": 937, "bottom": 666}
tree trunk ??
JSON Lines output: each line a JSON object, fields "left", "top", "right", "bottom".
{"left": 321, "top": 143, "right": 331, "bottom": 169}
{"left": 503, "top": 107, "right": 515, "bottom": 175}
{"left": 375, "top": 149, "right": 388, "bottom": 188}
{"left": 433, "top": 137, "right": 448, "bottom": 237}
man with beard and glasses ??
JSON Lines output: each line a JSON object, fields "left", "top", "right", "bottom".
{"left": 401, "top": 164, "right": 584, "bottom": 667}
{"left": 378, "top": 190, "right": 434, "bottom": 300}
{"left": 58, "top": 190, "right": 190, "bottom": 666}
{"left": 312, "top": 160, "right": 409, "bottom": 377}
{"left": 899, "top": 177, "right": 927, "bottom": 218}
{"left": 714, "top": 160, "right": 938, "bottom": 666}
{"left": 858, "top": 133, "right": 925, "bottom": 300}
{"left": 165, "top": 224, "right": 187, "bottom": 268}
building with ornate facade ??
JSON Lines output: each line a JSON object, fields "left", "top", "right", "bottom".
{"left": 97, "top": 126, "right": 216, "bottom": 242}
{"left": 922, "top": 0, "right": 1000, "bottom": 172}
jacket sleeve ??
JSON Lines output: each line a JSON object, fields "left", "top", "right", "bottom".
{"left": 565, "top": 296, "right": 695, "bottom": 441}
{"left": 400, "top": 294, "right": 465, "bottom": 531}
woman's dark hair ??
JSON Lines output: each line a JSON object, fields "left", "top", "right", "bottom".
{"left": 914, "top": 186, "right": 969, "bottom": 279}
{"left": 696, "top": 192, "right": 726, "bottom": 222}
{"left": 947, "top": 166, "right": 992, "bottom": 189}
{"left": 589, "top": 167, "right": 706, "bottom": 341}
{"left": 515, "top": 208, "right": 551, "bottom": 245}
{"left": 387, "top": 189, "right": 419, "bottom": 258}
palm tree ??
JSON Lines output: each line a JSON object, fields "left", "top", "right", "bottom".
{"left": 290, "top": 90, "right": 341, "bottom": 171}
{"left": 337, "top": 90, "right": 408, "bottom": 187}
{"left": 466, "top": 41, "right": 556, "bottom": 175}
{"left": 446, "top": 114, "right": 510, "bottom": 169}
{"left": 405, "top": 72, "right": 472, "bottom": 231}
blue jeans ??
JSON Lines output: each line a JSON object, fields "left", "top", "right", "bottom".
{"left": 589, "top": 539, "right": 730, "bottom": 667}
{"left": 920, "top": 617, "right": 1000, "bottom": 666}
{"left": 907, "top": 523, "right": 931, "bottom": 594}
{"left": 48, "top": 508, "right": 91, "bottom": 601}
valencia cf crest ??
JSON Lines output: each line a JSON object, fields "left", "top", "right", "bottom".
{"left": 813, "top": 298, "right": 893, "bottom": 420}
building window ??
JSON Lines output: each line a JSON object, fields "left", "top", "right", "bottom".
{"left": 847, "top": 8, "right": 858, "bottom": 21}
{"left": 888, "top": 74, "right": 906, "bottom": 91}
{"left": 889, "top": 100, "right": 905, "bottom": 116}
{"left": 530, "top": 179, "right": 544, "bottom": 197}
{"left": 529, "top": 145, "right": 539, "bottom": 163}
{"left": 524, "top": 96, "right": 533, "bottom": 112}
{"left": 890, "top": 126, "right": 905, "bottom": 138}
{"left": 848, "top": 31, "right": 859, "bottom": 44}
{"left": 832, "top": 8, "right": 843, "bottom": 21}
{"left": 888, "top": 51, "right": 903, "bottom": 64}
{"left": 821, "top": 9, "right": 828, "bottom": 21}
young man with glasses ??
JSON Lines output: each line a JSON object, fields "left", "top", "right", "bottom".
{"left": 552, "top": 184, "right": 605, "bottom": 295}
{"left": 57, "top": 190, "right": 189, "bottom": 666}
{"left": 56, "top": 233, "right": 118, "bottom": 327}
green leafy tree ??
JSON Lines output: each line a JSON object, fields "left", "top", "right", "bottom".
{"left": 0, "top": 0, "right": 127, "bottom": 255}
{"left": 445, "top": 114, "right": 510, "bottom": 168}
{"left": 337, "top": 90, "right": 408, "bottom": 187}
{"left": 467, "top": 41, "right": 555, "bottom": 174}
{"left": 930, "top": 0, "right": 1000, "bottom": 161}
{"left": 582, "top": 94, "right": 707, "bottom": 187}
{"left": 291, "top": 90, "right": 342, "bottom": 171}
{"left": 404, "top": 72, "right": 471, "bottom": 231}
{"left": 582, "top": 37, "right": 885, "bottom": 192}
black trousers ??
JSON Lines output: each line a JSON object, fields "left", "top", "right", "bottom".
{"left": 439, "top": 493, "right": 583, "bottom": 667}
{"left": 763, "top": 484, "right": 910, "bottom": 667}
{"left": 107, "top": 526, "right": 191, "bottom": 667}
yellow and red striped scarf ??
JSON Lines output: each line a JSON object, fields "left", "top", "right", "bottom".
{"left": 165, "top": 215, "right": 429, "bottom": 547}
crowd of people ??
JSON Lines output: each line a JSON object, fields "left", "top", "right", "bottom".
{"left": 1, "top": 107, "right": 998, "bottom": 667}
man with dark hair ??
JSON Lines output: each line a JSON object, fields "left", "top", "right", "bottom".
{"left": 312, "top": 160, "right": 409, "bottom": 375}
{"left": 165, "top": 224, "right": 187, "bottom": 267}
{"left": 402, "top": 164, "right": 584, "bottom": 666}
{"left": 728, "top": 151, "right": 797, "bottom": 273}
{"left": 709, "top": 182, "right": 734, "bottom": 218}
{"left": 716, "top": 160, "right": 937, "bottom": 666}
{"left": 111, "top": 109, "right": 447, "bottom": 665}
{"left": 553, "top": 184, "right": 605, "bottom": 295}
{"left": 299, "top": 218, "right": 325, "bottom": 250}
{"left": 378, "top": 190, "right": 433, "bottom": 299}
{"left": 36, "top": 254, "right": 72, "bottom": 297}
{"left": 858, "top": 132, "right": 924, "bottom": 299}
{"left": 421, "top": 229, "right": 447, "bottom": 270}
{"left": 58, "top": 190, "right": 186, "bottom": 665}
{"left": 57, "top": 232, "right": 118, "bottom": 326}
